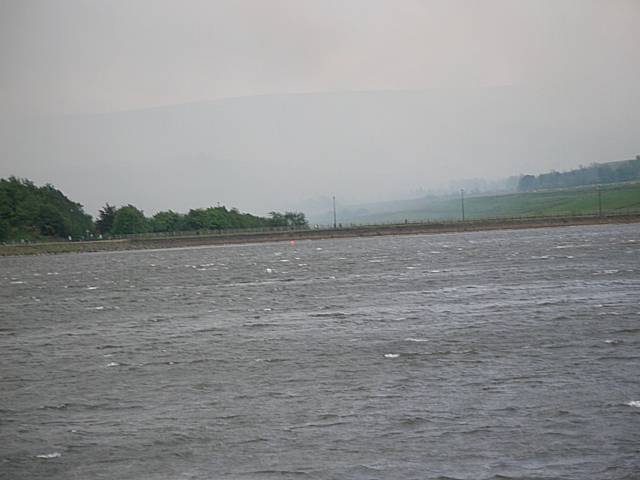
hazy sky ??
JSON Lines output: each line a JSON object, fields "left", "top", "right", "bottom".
{"left": 2, "top": 0, "right": 639, "bottom": 115}
{"left": 1, "top": 0, "right": 639, "bottom": 216}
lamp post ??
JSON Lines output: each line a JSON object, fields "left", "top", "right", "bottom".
{"left": 460, "top": 189, "right": 465, "bottom": 222}
{"left": 332, "top": 196, "right": 337, "bottom": 229}
{"left": 597, "top": 187, "right": 602, "bottom": 217}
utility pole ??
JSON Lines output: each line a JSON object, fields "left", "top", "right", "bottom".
{"left": 460, "top": 189, "right": 465, "bottom": 222}
{"left": 332, "top": 196, "right": 337, "bottom": 229}
{"left": 597, "top": 187, "right": 602, "bottom": 217}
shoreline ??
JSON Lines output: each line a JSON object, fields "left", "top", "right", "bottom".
{"left": 2, "top": 213, "right": 639, "bottom": 256}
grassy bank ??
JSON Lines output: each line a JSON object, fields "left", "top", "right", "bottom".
{"left": 2, "top": 212, "right": 639, "bottom": 256}
{"left": 342, "top": 182, "right": 640, "bottom": 224}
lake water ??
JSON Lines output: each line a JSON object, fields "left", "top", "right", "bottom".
{"left": 1, "top": 224, "right": 639, "bottom": 479}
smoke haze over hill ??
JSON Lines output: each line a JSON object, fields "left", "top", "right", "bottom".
{"left": 1, "top": 87, "right": 639, "bottom": 216}
{"left": 1, "top": 1, "right": 639, "bottom": 216}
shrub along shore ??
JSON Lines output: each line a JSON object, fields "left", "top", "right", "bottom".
{"left": 2, "top": 212, "right": 639, "bottom": 256}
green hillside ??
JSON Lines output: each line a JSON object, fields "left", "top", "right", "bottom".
{"left": 343, "top": 182, "right": 640, "bottom": 224}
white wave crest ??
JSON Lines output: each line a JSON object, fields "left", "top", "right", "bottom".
{"left": 36, "top": 452, "right": 61, "bottom": 459}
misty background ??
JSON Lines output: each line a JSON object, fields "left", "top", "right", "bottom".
{"left": 1, "top": 0, "right": 639, "bottom": 220}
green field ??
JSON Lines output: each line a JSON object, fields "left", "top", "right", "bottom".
{"left": 346, "top": 182, "right": 640, "bottom": 224}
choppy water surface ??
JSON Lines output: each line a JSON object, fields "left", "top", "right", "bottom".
{"left": 1, "top": 224, "right": 639, "bottom": 480}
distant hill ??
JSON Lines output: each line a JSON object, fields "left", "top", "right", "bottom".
{"left": 2, "top": 87, "right": 639, "bottom": 216}
{"left": 518, "top": 157, "right": 640, "bottom": 191}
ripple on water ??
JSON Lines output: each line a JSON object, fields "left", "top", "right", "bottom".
{"left": 2, "top": 223, "right": 640, "bottom": 480}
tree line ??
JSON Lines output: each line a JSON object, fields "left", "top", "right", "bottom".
{"left": 518, "top": 156, "right": 640, "bottom": 192}
{"left": 0, "top": 177, "right": 307, "bottom": 242}
{"left": 95, "top": 204, "right": 308, "bottom": 236}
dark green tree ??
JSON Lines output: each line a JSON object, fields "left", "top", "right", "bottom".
{"left": 186, "top": 208, "right": 211, "bottom": 230}
{"left": 0, "top": 177, "right": 93, "bottom": 240}
{"left": 36, "top": 203, "right": 69, "bottom": 237}
{"left": 150, "top": 210, "right": 185, "bottom": 232}
{"left": 0, "top": 219, "right": 9, "bottom": 242}
{"left": 269, "top": 211, "right": 308, "bottom": 227}
{"left": 96, "top": 203, "right": 117, "bottom": 235}
{"left": 111, "top": 205, "right": 148, "bottom": 235}
{"left": 268, "top": 211, "right": 287, "bottom": 227}
{"left": 284, "top": 211, "right": 308, "bottom": 227}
